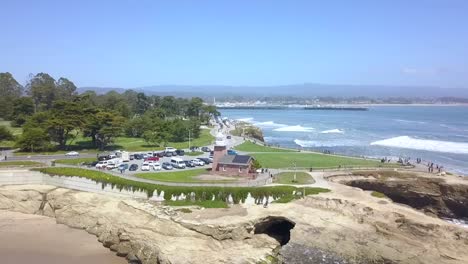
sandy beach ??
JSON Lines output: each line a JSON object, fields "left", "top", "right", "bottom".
{"left": 0, "top": 211, "right": 126, "bottom": 264}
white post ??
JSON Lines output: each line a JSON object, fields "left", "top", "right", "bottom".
{"left": 293, "top": 161, "right": 297, "bottom": 182}
{"left": 188, "top": 129, "right": 192, "bottom": 150}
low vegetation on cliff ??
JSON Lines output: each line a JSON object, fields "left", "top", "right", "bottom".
{"left": 33, "top": 167, "right": 330, "bottom": 207}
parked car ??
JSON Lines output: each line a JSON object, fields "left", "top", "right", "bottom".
{"left": 129, "top": 164, "right": 138, "bottom": 171}
{"left": 209, "top": 151, "right": 214, "bottom": 158}
{"left": 198, "top": 157, "right": 212, "bottom": 164}
{"left": 171, "top": 157, "right": 186, "bottom": 169}
{"left": 162, "top": 162, "right": 173, "bottom": 170}
{"left": 65, "top": 151, "right": 79, "bottom": 156}
{"left": 84, "top": 161, "right": 99, "bottom": 167}
{"left": 176, "top": 149, "right": 185, "bottom": 156}
{"left": 153, "top": 162, "right": 162, "bottom": 171}
{"left": 227, "top": 149, "right": 238, "bottom": 155}
{"left": 145, "top": 156, "right": 159, "bottom": 162}
{"left": 165, "top": 147, "right": 177, "bottom": 152}
{"left": 129, "top": 154, "right": 134, "bottom": 160}
{"left": 97, "top": 155, "right": 109, "bottom": 161}
{"left": 106, "top": 163, "right": 117, "bottom": 170}
{"left": 141, "top": 163, "right": 151, "bottom": 171}
{"left": 133, "top": 154, "right": 143, "bottom": 160}
{"left": 156, "top": 152, "right": 165, "bottom": 157}
{"left": 118, "top": 163, "right": 129, "bottom": 171}
{"left": 192, "top": 159, "right": 205, "bottom": 166}
{"left": 227, "top": 135, "right": 232, "bottom": 139}
{"left": 142, "top": 154, "right": 149, "bottom": 159}
{"left": 190, "top": 146, "right": 199, "bottom": 152}
{"left": 201, "top": 147, "right": 211, "bottom": 152}
{"left": 164, "top": 151, "right": 173, "bottom": 157}
{"left": 95, "top": 160, "right": 108, "bottom": 169}
{"left": 184, "top": 160, "right": 196, "bottom": 168}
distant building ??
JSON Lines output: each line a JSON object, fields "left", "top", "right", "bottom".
{"left": 211, "top": 133, "right": 256, "bottom": 177}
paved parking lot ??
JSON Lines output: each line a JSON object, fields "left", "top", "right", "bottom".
{"left": 104, "top": 151, "right": 213, "bottom": 174}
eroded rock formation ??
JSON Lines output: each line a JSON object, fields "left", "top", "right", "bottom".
{"left": 1, "top": 182, "right": 468, "bottom": 264}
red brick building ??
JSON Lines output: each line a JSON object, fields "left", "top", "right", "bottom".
{"left": 211, "top": 132, "right": 256, "bottom": 177}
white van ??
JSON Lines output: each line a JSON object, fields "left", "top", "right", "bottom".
{"left": 170, "top": 157, "right": 186, "bottom": 169}
{"left": 121, "top": 151, "right": 130, "bottom": 162}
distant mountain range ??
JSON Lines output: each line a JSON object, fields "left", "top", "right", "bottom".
{"left": 78, "top": 83, "right": 468, "bottom": 98}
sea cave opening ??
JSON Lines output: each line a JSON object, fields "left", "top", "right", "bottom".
{"left": 254, "top": 216, "right": 296, "bottom": 246}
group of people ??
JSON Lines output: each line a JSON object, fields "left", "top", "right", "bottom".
{"left": 427, "top": 162, "right": 443, "bottom": 173}
{"left": 380, "top": 157, "right": 392, "bottom": 163}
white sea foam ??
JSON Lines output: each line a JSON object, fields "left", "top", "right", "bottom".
{"left": 370, "top": 136, "right": 468, "bottom": 154}
{"left": 236, "top": 117, "right": 254, "bottom": 122}
{"left": 394, "top": 119, "right": 427, "bottom": 124}
{"left": 294, "top": 139, "right": 358, "bottom": 147}
{"left": 274, "top": 125, "right": 314, "bottom": 132}
{"left": 443, "top": 218, "right": 468, "bottom": 229}
{"left": 254, "top": 121, "right": 287, "bottom": 128}
{"left": 321, "top": 129, "right": 344, "bottom": 134}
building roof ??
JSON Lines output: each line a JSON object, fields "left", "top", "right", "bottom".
{"left": 218, "top": 154, "right": 253, "bottom": 166}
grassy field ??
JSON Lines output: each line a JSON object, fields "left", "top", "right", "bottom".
{"left": 0, "top": 161, "right": 44, "bottom": 167}
{"left": 274, "top": 171, "right": 315, "bottom": 185}
{"left": 135, "top": 168, "right": 236, "bottom": 183}
{"left": 234, "top": 141, "right": 296, "bottom": 153}
{"left": 251, "top": 152, "right": 387, "bottom": 169}
{"left": 33, "top": 167, "right": 330, "bottom": 206}
{"left": 54, "top": 157, "right": 97, "bottom": 165}
{"left": 0, "top": 120, "right": 22, "bottom": 148}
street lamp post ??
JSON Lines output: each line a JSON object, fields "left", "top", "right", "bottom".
{"left": 188, "top": 129, "right": 192, "bottom": 150}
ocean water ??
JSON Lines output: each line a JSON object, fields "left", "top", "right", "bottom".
{"left": 220, "top": 106, "right": 468, "bottom": 175}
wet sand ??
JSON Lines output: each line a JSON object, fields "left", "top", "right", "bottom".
{"left": 0, "top": 211, "right": 126, "bottom": 264}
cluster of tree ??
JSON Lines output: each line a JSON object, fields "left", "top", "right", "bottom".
{"left": 0, "top": 72, "right": 220, "bottom": 151}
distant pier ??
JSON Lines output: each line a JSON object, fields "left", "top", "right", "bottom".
{"left": 217, "top": 106, "right": 368, "bottom": 111}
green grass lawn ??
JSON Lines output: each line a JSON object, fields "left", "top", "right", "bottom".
{"left": 234, "top": 141, "right": 296, "bottom": 152}
{"left": 251, "top": 152, "right": 388, "bottom": 169}
{"left": 274, "top": 171, "right": 315, "bottom": 185}
{"left": 0, "top": 120, "right": 22, "bottom": 148}
{"left": 0, "top": 161, "right": 44, "bottom": 167}
{"left": 0, "top": 120, "right": 22, "bottom": 136}
{"left": 135, "top": 168, "right": 236, "bottom": 183}
{"left": 54, "top": 157, "right": 97, "bottom": 165}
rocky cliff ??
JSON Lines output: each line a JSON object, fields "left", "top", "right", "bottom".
{"left": 1, "top": 183, "right": 468, "bottom": 264}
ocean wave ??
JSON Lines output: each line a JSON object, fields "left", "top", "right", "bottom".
{"left": 254, "top": 121, "right": 287, "bottom": 128}
{"left": 321, "top": 129, "right": 344, "bottom": 134}
{"left": 236, "top": 117, "right": 254, "bottom": 122}
{"left": 394, "top": 119, "right": 427, "bottom": 124}
{"left": 294, "top": 139, "right": 358, "bottom": 147}
{"left": 274, "top": 125, "right": 314, "bottom": 132}
{"left": 370, "top": 136, "right": 468, "bottom": 154}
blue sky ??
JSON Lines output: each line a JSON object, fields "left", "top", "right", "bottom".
{"left": 1, "top": 0, "right": 468, "bottom": 88}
